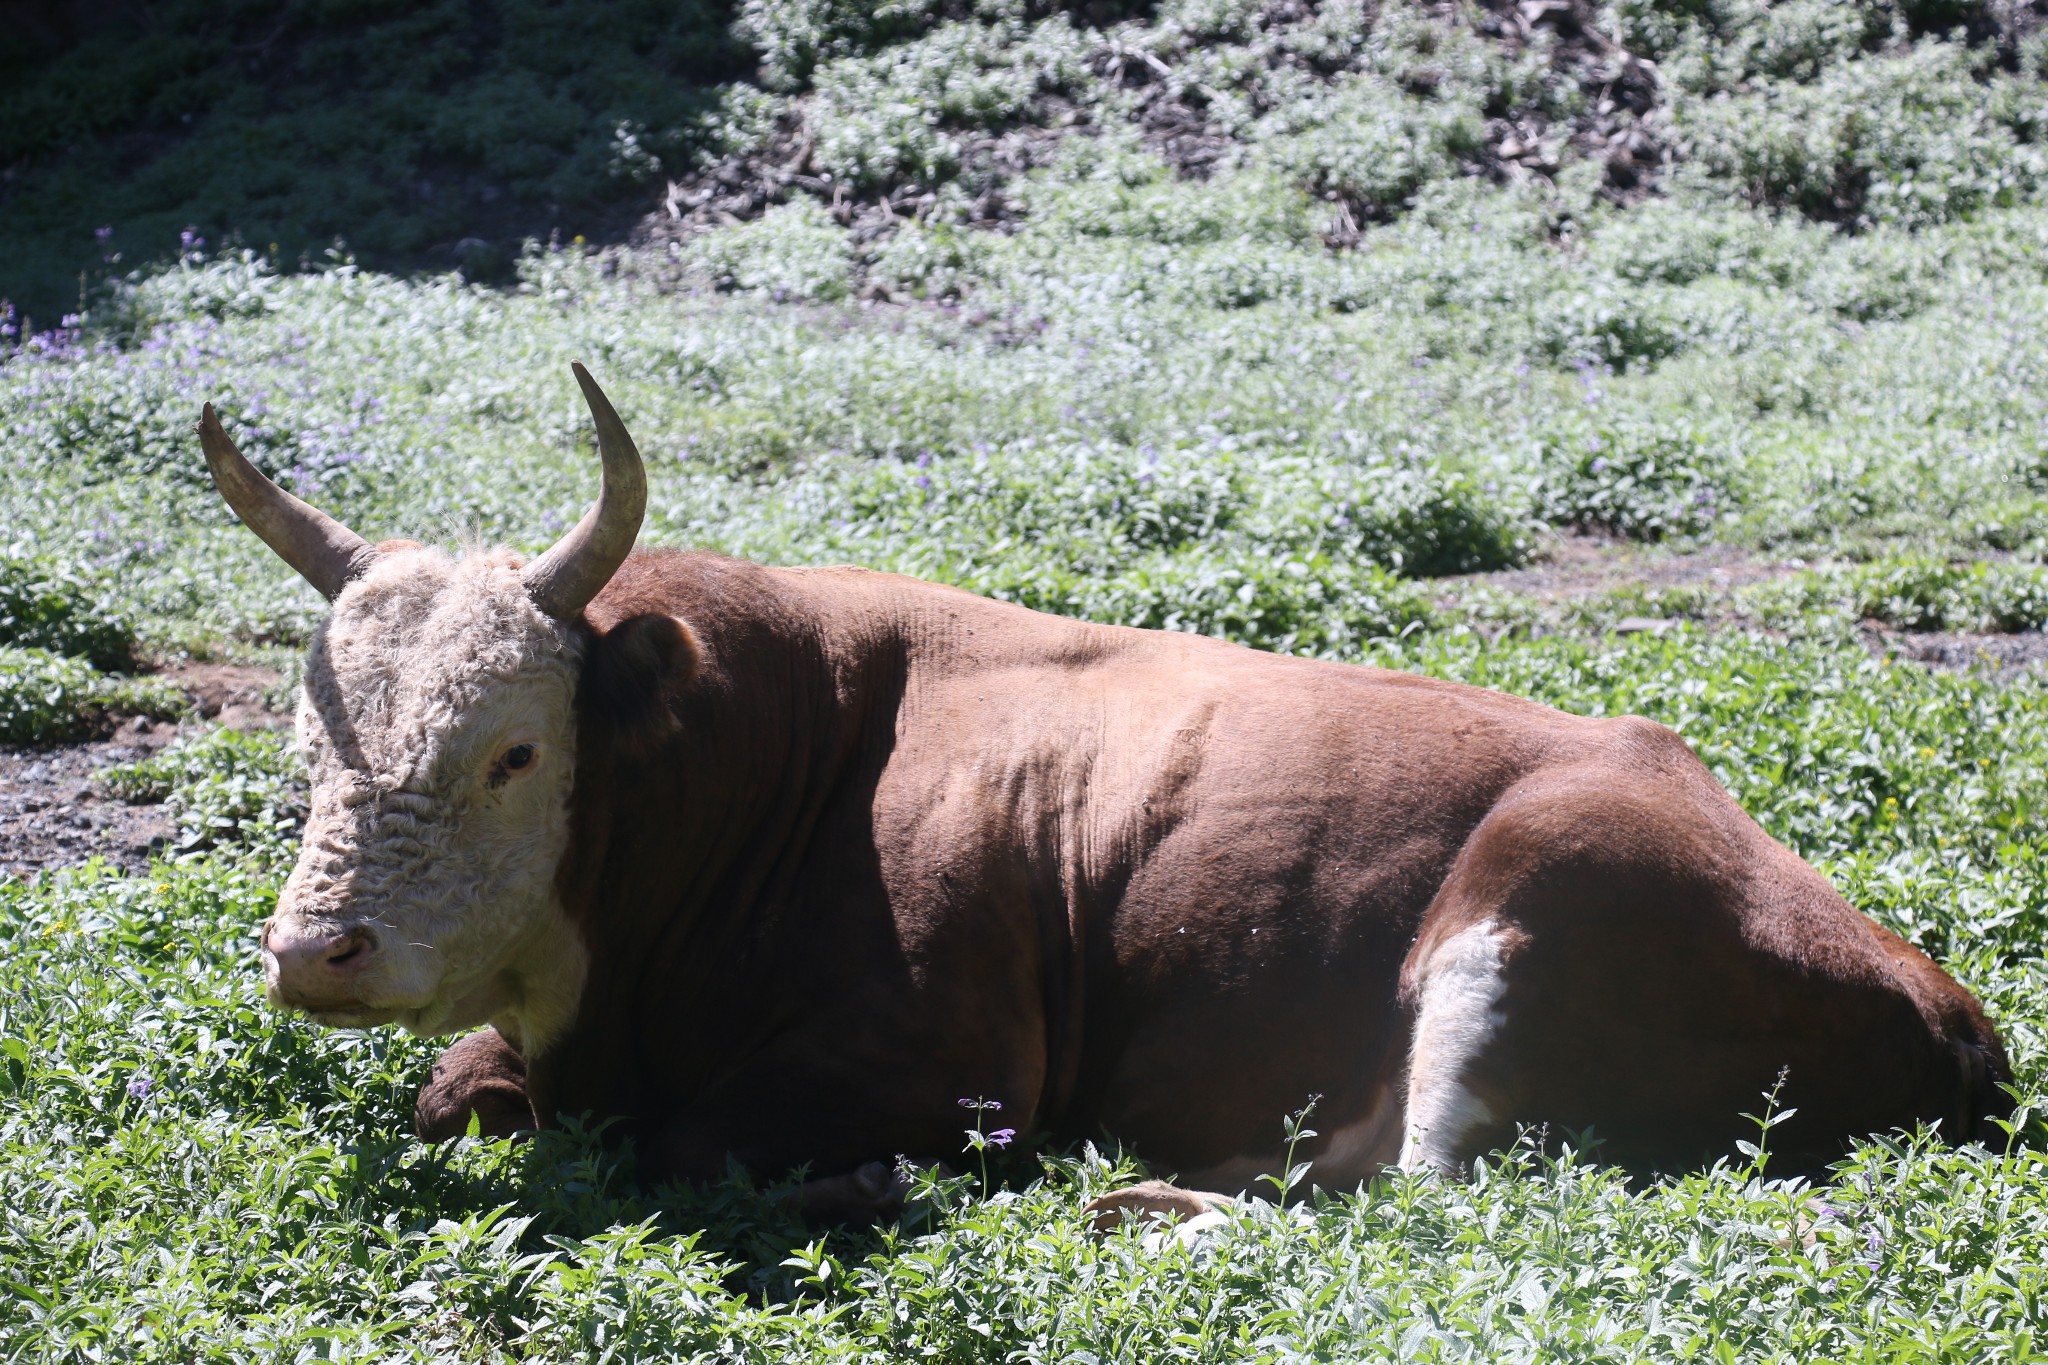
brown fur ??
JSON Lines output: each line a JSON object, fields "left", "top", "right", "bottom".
{"left": 426, "top": 551, "right": 2007, "bottom": 1183}
{"left": 415, "top": 1026, "right": 533, "bottom": 1140}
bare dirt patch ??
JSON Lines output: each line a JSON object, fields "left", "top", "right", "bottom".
{"left": 0, "top": 661, "right": 288, "bottom": 879}
{"left": 1459, "top": 535, "right": 2048, "bottom": 678}
{"left": 1451, "top": 532, "right": 1806, "bottom": 602}
{"left": 0, "top": 721, "right": 180, "bottom": 879}
{"left": 159, "top": 660, "right": 289, "bottom": 730}
{"left": 1861, "top": 625, "right": 2048, "bottom": 679}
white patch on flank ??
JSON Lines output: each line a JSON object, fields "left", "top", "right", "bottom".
{"left": 1399, "top": 918, "right": 1509, "bottom": 1174}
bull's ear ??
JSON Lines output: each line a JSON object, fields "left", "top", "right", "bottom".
{"left": 582, "top": 613, "right": 701, "bottom": 744}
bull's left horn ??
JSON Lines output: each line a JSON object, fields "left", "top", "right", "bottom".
{"left": 198, "top": 403, "right": 377, "bottom": 600}
{"left": 522, "top": 363, "right": 647, "bottom": 621}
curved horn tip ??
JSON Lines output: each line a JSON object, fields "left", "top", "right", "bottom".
{"left": 570, "top": 361, "right": 609, "bottom": 405}
{"left": 521, "top": 361, "right": 645, "bottom": 621}
{"left": 194, "top": 399, "right": 376, "bottom": 601}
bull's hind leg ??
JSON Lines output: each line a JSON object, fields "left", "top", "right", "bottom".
{"left": 1394, "top": 740, "right": 2006, "bottom": 1178}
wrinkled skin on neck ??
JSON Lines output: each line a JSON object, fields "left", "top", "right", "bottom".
{"left": 266, "top": 546, "right": 590, "bottom": 1051}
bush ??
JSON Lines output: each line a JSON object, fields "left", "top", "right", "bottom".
{"left": 1679, "top": 43, "right": 2048, "bottom": 229}
{"left": 1526, "top": 411, "right": 1738, "bottom": 539}
{"left": 783, "top": 437, "right": 1521, "bottom": 654}
{"left": 101, "top": 727, "right": 306, "bottom": 860}
{"left": 0, "top": 647, "right": 184, "bottom": 743}
{"left": 738, "top": 0, "right": 942, "bottom": 89}
{"left": 0, "top": 551, "right": 137, "bottom": 670}
{"left": 1254, "top": 72, "right": 1485, "bottom": 219}
{"left": 682, "top": 201, "right": 857, "bottom": 301}
{"left": 1847, "top": 557, "right": 2048, "bottom": 631}
{"left": 1738, "top": 556, "right": 2048, "bottom": 632}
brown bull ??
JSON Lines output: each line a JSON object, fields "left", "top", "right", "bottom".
{"left": 202, "top": 365, "right": 2009, "bottom": 1213}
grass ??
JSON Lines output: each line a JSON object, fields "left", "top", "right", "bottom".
{"left": 5, "top": 0, "right": 2048, "bottom": 1357}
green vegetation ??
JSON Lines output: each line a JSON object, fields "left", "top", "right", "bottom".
{"left": 0, "top": 549, "right": 137, "bottom": 670}
{"left": 0, "top": 0, "right": 747, "bottom": 321}
{"left": 0, "top": 548, "right": 180, "bottom": 741}
{"left": 7, "top": 0, "right": 2048, "bottom": 1356}
{"left": 99, "top": 728, "right": 305, "bottom": 859}
{"left": 0, "top": 647, "right": 183, "bottom": 744}
{"left": 9, "top": 627, "right": 2048, "bottom": 1358}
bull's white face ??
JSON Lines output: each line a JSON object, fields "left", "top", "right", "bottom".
{"left": 260, "top": 546, "right": 591, "bottom": 1051}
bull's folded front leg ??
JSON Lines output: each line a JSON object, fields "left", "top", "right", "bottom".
{"left": 776, "top": 1160, "right": 951, "bottom": 1223}
{"left": 414, "top": 1026, "right": 535, "bottom": 1140}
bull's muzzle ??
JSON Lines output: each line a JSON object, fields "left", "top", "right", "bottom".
{"left": 263, "top": 920, "right": 380, "bottom": 1012}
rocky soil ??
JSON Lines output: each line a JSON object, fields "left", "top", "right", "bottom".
{"left": 1, "top": 661, "right": 283, "bottom": 880}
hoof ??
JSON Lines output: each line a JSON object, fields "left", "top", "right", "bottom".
{"left": 783, "top": 1160, "right": 928, "bottom": 1223}
{"left": 1082, "top": 1179, "right": 1234, "bottom": 1238}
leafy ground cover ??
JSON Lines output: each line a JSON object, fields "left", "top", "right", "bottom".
{"left": 6, "top": 0, "right": 2048, "bottom": 1358}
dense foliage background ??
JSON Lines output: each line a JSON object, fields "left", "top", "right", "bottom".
{"left": 6, "top": 0, "right": 2048, "bottom": 1358}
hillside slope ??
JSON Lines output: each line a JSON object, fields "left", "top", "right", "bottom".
{"left": 5, "top": 0, "right": 2045, "bottom": 323}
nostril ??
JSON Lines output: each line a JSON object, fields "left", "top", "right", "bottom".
{"left": 324, "top": 930, "right": 374, "bottom": 968}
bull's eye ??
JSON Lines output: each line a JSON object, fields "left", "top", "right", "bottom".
{"left": 487, "top": 742, "right": 539, "bottom": 791}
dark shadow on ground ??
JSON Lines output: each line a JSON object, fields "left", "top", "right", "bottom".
{"left": 0, "top": 0, "right": 748, "bottom": 324}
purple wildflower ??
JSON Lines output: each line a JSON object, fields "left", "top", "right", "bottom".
{"left": 127, "top": 1074, "right": 152, "bottom": 1100}
{"left": 95, "top": 226, "right": 113, "bottom": 243}
{"left": 987, "top": 1128, "right": 1016, "bottom": 1148}
{"left": 957, "top": 1097, "right": 1002, "bottom": 1110}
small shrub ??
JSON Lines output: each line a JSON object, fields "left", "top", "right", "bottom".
{"left": 682, "top": 201, "right": 856, "bottom": 301}
{"left": 1253, "top": 71, "right": 1485, "bottom": 220}
{"left": 866, "top": 221, "right": 990, "bottom": 299}
{"left": 1739, "top": 556, "right": 2048, "bottom": 632}
{"left": 1848, "top": 557, "right": 2048, "bottom": 632}
{"left": 1531, "top": 280, "right": 1694, "bottom": 371}
{"left": 994, "top": 549, "right": 1439, "bottom": 657}
{"left": 1746, "top": 0, "right": 1896, "bottom": 82}
{"left": 0, "top": 551, "right": 137, "bottom": 670}
{"left": 1679, "top": 43, "right": 2048, "bottom": 229}
{"left": 1584, "top": 199, "right": 1818, "bottom": 290}
{"left": 101, "top": 726, "right": 305, "bottom": 859}
{"left": 1527, "top": 413, "right": 1737, "bottom": 540}
{"left": 738, "top": 0, "right": 941, "bottom": 89}
{"left": 0, "top": 646, "right": 184, "bottom": 743}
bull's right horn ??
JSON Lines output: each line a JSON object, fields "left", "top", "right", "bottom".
{"left": 198, "top": 404, "right": 377, "bottom": 600}
{"left": 521, "top": 362, "right": 647, "bottom": 621}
